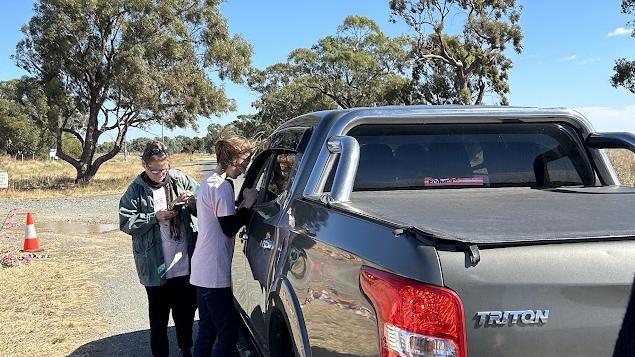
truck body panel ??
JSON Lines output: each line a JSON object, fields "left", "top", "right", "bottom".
{"left": 438, "top": 241, "right": 635, "bottom": 356}
{"left": 231, "top": 105, "right": 635, "bottom": 357}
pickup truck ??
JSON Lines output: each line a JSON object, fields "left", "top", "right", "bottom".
{"left": 230, "top": 105, "right": 635, "bottom": 357}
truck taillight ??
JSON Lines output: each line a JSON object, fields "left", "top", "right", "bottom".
{"left": 360, "top": 266, "right": 467, "bottom": 357}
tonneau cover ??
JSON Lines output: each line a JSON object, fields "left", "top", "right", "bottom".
{"left": 348, "top": 186, "right": 635, "bottom": 244}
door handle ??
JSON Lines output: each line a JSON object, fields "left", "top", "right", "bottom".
{"left": 260, "top": 239, "right": 274, "bottom": 250}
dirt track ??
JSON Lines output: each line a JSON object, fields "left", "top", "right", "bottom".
{"left": 0, "top": 195, "right": 189, "bottom": 356}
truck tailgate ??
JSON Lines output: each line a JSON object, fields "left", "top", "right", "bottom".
{"left": 438, "top": 240, "right": 635, "bottom": 357}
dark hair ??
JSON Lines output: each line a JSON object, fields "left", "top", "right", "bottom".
{"left": 141, "top": 141, "right": 169, "bottom": 164}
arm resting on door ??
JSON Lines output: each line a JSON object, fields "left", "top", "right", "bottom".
{"left": 218, "top": 207, "right": 252, "bottom": 238}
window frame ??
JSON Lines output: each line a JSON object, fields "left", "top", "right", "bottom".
{"left": 321, "top": 122, "right": 597, "bottom": 192}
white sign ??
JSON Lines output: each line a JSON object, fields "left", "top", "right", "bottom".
{"left": 0, "top": 171, "right": 8, "bottom": 189}
{"left": 49, "top": 148, "right": 57, "bottom": 159}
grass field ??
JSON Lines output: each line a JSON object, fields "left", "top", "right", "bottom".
{"left": 0, "top": 153, "right": 211, "bottom": 200}
{"left": 607, "top": 149, "right": 635, "bottom": 186}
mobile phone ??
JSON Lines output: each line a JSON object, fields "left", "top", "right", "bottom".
{"left": 171, "top": 201, "right": 186, "bottom": 209}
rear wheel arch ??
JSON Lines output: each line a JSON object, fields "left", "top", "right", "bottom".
{"left": 267, "top": 278, "right": 311, "bottom": 357}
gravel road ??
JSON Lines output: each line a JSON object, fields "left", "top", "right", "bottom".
{"left": 0, "top": 161, "right": 255, "bottom": 356}
{"left": 0, "top": 195, "right": 121, "bottom": 225}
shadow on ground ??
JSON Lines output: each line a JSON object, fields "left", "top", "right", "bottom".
{"left": 70, "top": 323, "right": 199, "bottom": 357}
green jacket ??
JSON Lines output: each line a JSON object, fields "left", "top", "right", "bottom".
{"left": 119, "top": 169, "right": 199, "bottom": 287}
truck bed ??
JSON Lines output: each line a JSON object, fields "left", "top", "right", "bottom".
{"left": 349, "top": 186, "right": 635, "bottom": 244}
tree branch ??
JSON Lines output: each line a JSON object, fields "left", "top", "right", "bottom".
{"left": 90, "top": 126, "right": 127, "bottom": 176}
{"left": 417, "top": 53, "right": 454, "bottom": 65}
{"left": 466, "top": 56, "right": 483, "bottom": 75}
{"left": 60, "top": 128, "right": 85, "bottom": 146}
{"left": 474, "top": 79, "right": 486, "bottom": 105}
{"left": 304, "top": 82, "right": 349, "bottom": 108}
{"left": 53, "top": 128, "right": 80, "bottom": 169}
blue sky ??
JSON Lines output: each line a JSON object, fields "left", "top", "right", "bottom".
{"left": 2, "top": 0, "right": 635, "bottom": 140}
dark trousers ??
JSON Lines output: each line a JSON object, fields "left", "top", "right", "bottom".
{"left": 193, "top": 287, "right": 239, "bottom": 357}
{"left": 145, "top": 275, "right": 198, "bottom": 357}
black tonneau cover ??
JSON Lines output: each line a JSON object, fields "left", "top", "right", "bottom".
{"left": 348, "top": 186, "right": 635, "bottom": 244}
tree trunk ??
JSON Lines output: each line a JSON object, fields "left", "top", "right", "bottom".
{"left": 73, "top": 97, "right": 103, "bottom": 184}
{"left": 77, "top": 125, "right": 127, "bottom": 183}
{"left": 74, "top": 164, "right": 94, "bottom": 184}
{"left": 474, "top": 79, "right": 486, "bottom": 105}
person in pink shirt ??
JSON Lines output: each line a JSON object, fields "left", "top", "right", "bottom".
{"left": 190, "top": 130, "right": 257, "bottom": 357}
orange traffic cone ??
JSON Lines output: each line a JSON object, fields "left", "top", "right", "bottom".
{"left": 23, "top": 212, "right": 41, "bottom": 252}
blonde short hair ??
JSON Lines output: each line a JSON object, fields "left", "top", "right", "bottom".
{"left": 214, "top": 128, "right": 255, "bottom": 171}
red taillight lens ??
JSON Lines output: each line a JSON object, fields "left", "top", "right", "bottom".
{"left": 360, "top": 266, "right": 467, "bottom": 357}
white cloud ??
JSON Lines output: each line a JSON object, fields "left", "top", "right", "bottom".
{"left": 574, "top": 106, "right": 635, "bottom": 133}
{"left": 607, "top": 27, "right": 633, "bottom": 37}
{"left": 578, "top": 58, "right": 600, "bottom": 65}
{"left": 558, "top": 55, "right": 577, "bottom": 62}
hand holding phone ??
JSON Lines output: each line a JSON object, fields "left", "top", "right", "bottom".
{"left": 156, "top": 210, "right": 178, "bottom": 222}
{"left": 171, "top": 190, "right": 197, "bottom": 210}
{"left": 172, "top": 201, "right": 186, "bottom": 209}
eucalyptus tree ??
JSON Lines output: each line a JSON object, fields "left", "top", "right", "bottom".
{"left": 611, "top": 0, "right": 635, "bottom": 94}
{"left": 244, "top": 16, "right": 411, "bottom": 136}
{"left": 15, "top": 0, "right": 252, "bottom": 182}
{"left": 390, "top": 0, "right": 523, "bottom": 105}
{"left": 0, "top": 78, "right": 53, "bottom": 157}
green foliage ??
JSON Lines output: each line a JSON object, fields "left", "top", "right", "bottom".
{"left": 61, "top": 132, "right": 83, "bottom": 159}
{"left": 14, "top": 0, "right": 252, "bottom": 182}
{"left": 0, "top": 79, "right": 54, "bottom": 157}
{"left": 128, "top": 137, "right": 152, "bottom": 153}
{"left": 390, "top": 0, "right": 523, "bottom": 104}
{"left": 242, "top": 16, "right": 411, "bottom": 137}
{"left": 612, "top": 58, "right": 635, "bottom": 93}
{"left": 612, "top": 1, "right": 635, "bottom": 92}
{"left": 203, "top": 123, "right": 223, "bottom": 153}
{"left": 230, "top": 114, "right": 269, "bottom": 139}
{"left": 158, "top": 137, "right": 179, "bottom": 155}
{"left": 288, "top": 16, "right": 411, "bottom": 108}
{"left": 97, "top": 141, "right": 115, "bottom": 153}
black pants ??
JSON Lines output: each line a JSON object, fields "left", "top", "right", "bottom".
{"left": 145, "top": 275, "right": 197, "bottom": 357}
{"left": 193, "top": 287, "right": 239, "bottom": 357}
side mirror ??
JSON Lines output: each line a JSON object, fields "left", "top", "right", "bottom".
{"left": 326, "top": 136, "right": 360, "bottom": 203}
{"left": 587, "top": 132, "right": 635, "bottom": 153}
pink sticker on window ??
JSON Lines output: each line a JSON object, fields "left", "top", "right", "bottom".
{"left": 424, "top": 176, "right": 485, "bottom": 187}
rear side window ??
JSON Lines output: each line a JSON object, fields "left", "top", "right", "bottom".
{"left": 325, "top": 123, "right": 595, "bottom": 191}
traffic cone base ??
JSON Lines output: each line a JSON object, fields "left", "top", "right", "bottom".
{"left": 23, "top": 212, "right": 41, "bottom": 252}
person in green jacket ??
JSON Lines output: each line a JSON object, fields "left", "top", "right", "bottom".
{"left": 119, "top": 141, "right": 199, "bottom": 357}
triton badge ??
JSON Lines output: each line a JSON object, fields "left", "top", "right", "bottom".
{"left": 475, "top": 310, "right": 549, "bottom": 326}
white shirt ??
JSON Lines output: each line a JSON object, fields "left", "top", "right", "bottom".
{"left": 152, "top": 187, "right": 189, "bottom": 279}
{"left": 190, "top": 172, "right": 236, "bottom": 288}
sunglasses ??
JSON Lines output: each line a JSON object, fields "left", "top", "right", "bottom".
{"left": 150, "top": 148, "right": 167, "bottom": 156}
{"left": 145, "top": 162, "right": 170, "bottom": 175}
{"left": 148, "top": 168, "right": 169, "bottom": 175}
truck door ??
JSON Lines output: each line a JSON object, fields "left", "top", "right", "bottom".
{"left": 233, "top": 150, "right": 298, "bottom": 346}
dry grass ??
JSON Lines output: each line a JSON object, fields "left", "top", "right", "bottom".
{"left": 606, "top": 149, "right": 635, "bottom": 187}
{"left": 0, "top": 153, "right": 211, "bottom": 200}
{"left": 0, "top": 231, "right": 112, "bottom": 356}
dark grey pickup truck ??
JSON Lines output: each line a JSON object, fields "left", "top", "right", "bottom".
{"left": 231, "top": 105, "right": 635, "bottom": 357}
